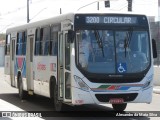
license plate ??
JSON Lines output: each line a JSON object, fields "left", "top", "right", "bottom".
{"left": 109, "top": 98, "right": 124, "bottom": 104}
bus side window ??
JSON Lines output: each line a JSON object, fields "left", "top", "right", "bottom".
{"left": 35, "top": 28, "right": 41, "bottom": 56}
{"left": 5, "top": 34, "right": 11, "bottom": 55}
{"left": 40, "top": 26, "right": 50, "bottom": 56}
{"left": 50, "top": 25, "right": 59, "bottom": 56}
{"left": 50, "top": 32, "right": 58, "bottom": 56}
{"left": 16, "top": 32, "right": 23, "bottom": 55}
{"left": 40, "top": 28, "right": 44, "bottom": 55}
{"left": 22, "top": 31, "right": 27, "bottom": 55}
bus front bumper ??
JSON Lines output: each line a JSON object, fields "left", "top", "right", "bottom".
{"left": 72, "top": 86, "right": 153, "bottom": 105}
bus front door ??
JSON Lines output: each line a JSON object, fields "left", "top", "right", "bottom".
{"left": 58, "top": 31, "right": 72, "bottom": 102}
{"left": 10, "top": 39, "right": 15, "bottom": 87}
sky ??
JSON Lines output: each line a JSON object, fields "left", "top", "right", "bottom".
{"left": 0, "top": 0, "right": 159, "bottom": 33}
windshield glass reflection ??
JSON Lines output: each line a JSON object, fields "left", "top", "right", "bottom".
{"left": 77, "top": 30, "right": 150, "bottom": 74}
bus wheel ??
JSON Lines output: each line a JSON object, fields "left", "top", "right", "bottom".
{"left": 112, "top": 103, "right": 127, "bottom": 111}
{"left": 18, "top": 76, "right": 27, "bottom": 100}
{"left": 53, "top": 85, "right": 65, "bottom": 111}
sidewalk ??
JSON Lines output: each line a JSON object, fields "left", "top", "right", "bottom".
{"left": 153, "top": 66, "right": 160, "bottom": 94}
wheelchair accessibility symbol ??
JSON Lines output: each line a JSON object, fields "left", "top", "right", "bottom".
{"left": 117, "top": 63, "right": 127, "bottom": 73}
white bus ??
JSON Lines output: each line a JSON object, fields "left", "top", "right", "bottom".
{"left": 5, "top": 12, "right": 157, "bottom": 111}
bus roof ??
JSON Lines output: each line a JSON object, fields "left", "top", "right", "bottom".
{"left": 6, "top": 13, "right": 75, "bottom": 34}
{"left": 6, "top": 12, "right": 147, "bottom": 34}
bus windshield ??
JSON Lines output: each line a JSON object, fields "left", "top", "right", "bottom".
{"left": 76, "top": 29, "right": 150, "bottom": 74}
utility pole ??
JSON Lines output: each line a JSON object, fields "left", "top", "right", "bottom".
{"left": 127, "top": 0, "right": 132, "bottom": 11}
{"left": 27, "top": 0, "right": 30, "bottom": 23}
{"left": 60, "top": 8, "right": 62, "bottom": 14}
{"left": 97, "top": 2, "right": 99, "bottom": 10}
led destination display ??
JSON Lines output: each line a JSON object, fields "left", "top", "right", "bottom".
{"left": 75, "top": 14, "right": 148, "bottom": 29}
{"left": 85, "top": 16, "right": 137, "bottom": 24}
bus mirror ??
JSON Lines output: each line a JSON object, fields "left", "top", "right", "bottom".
{"left": 152, "top": 39, "right": 157, "bottom": 58}
{"left": 68, "top": 30, "right": 75, "bottom": 43}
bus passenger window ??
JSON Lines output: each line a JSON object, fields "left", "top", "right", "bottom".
{"left": 44, "top": 41, "right": 50, "bottom": 55}
{"left": 16, "top": 32, "right": 23, "bottom": 55}
{"left": 16, "top": 31, "right": 26, "bottom": 56}
{"left": 50, "top": 32, "right": 58, "bottom": 56}
{"left": 35, "top": 28, "right": 41, "bottom": 55}
{"left": 45, "top": 27, "right": 50, "bottom": 55}
{"left": 22, "top": 31, "right": 27, "bottom": 55}
{"left": 40, "top": 26, "right": 50, "bottom": 56}
{"left": 50, "top": 25, "right": 60, "bottom": 56}
{"left": 40, "top": 28, "right": 44, "bottom": 55}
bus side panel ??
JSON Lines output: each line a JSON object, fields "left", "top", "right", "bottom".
{"left": 5, "top": 55, "right": 11, "bottom": 85}
{"left": 33, "top": 56, "right": 57, "bottom": 97}
{"left": 15, "top": 56, "right": 27, "bottom": 90}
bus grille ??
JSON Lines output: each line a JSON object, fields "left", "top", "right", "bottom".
{"left": 95, "top": 93, "right": 138, "bottom": 102}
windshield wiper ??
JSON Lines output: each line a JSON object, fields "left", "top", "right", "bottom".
{"left": 125, "top": 28, "right": 133, "bottom": 57}
{"left": 94, "top": 30, "right": 104, "bottom": 57}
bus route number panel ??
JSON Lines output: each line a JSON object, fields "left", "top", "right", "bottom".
{"left": 85, "top": 16, "right": 137, "bottom": 24}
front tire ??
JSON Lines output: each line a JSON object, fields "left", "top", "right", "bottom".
{"left": 53, "top": 85, "right": 66, "bottom": 111}
{"left": 112, "top": 103, "right": 127, "bottom": 111}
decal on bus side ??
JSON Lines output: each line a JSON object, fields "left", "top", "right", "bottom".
{"left": 15, "top": 57, "right": 26, "bottom": 77}
{"left": 37, "top": 62, "right": 46, "bottom": 71}
{"left": 50, "top": 63, "right": 56, "bottom": 72}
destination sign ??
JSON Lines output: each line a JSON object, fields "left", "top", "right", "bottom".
{"left": 85, "top": 16, "right": 137, "bottom": 24}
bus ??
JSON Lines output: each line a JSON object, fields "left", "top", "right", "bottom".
{"left": 5, "top": 12, "right": 157, "bottom": 111}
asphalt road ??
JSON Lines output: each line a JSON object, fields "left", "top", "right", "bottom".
{"left": 0, "top": 67, "right": 159, "bottom": 120}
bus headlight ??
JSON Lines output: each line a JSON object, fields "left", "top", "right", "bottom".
{"left": 143, "top": 81, "right": 151, "bottom": 89}
{"left": 74, "top": 75, "right": 90, "bottom": 91}
{"left": 143, "top": 75, "right": 153, "bottom": 89}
